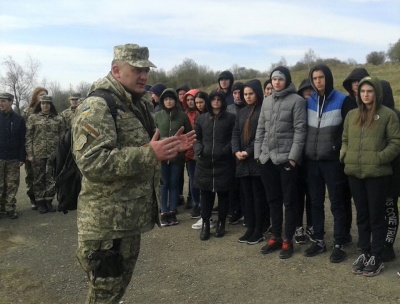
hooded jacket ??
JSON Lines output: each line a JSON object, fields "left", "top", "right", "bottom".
{"left": 340, "top": 77, "right": 400, "bottom": 179}
{"left": 182, "top": 89, "right": 200, "bottom": 126}
{"left": 217, "top": 70, "right": 234, "bottom": 106}
{"left": 297, "top": 78, "right": 313, "bottom": 96}
{"left": 341, "top": 68, "right": 370, "bottom": 117}
{"left": 305, "top": 64, "right": 349, "bottom": 161}
{"left": 154, "top": 88, "right": 192, "bottom": 164}
{"left": 182, "top": 89, "right": 199, "bottom": 161}
{"left": 254, "top": 81, "right": 307, "bottom": 165}
{"left": 226, "top": 82, "right": 245, "bottom": 115}
{"left": 194, "top": 90, "right": 236, "bottom": 191}
{"left": 232, "top": 79, "right": 264, "bottom": 177}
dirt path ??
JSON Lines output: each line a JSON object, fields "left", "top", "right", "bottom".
{"left": 0, "top": 169, "right": 400, "bottom": 304}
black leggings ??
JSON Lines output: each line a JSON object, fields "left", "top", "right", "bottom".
{"left": 200, "top": 190, "right": 229, "bottom": 221}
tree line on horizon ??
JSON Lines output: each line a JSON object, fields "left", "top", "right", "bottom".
{"left": 1, "top": 39, "right": 399, "bottom": 114}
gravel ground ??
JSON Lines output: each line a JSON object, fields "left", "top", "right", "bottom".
{"left": 1, "top": 169, "right": 400, "bottom": 304}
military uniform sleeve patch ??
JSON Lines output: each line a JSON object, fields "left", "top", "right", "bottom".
{"left": 74, "top": 134, "right": 88, "bottom": 151}
{"left": 82, "top": 123, "right": 100, "bottom": 138}
{"left": 82, "top": 107, "right": 91, "bottom": 115}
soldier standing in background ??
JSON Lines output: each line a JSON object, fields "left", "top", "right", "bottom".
{"left": 22, "top": 87, "right": 48, "bottom": 210}
{"left": 0, "top": 93, "right": 26, "bottom": 219}
{"left": 26, "top": 95, "right": 64, "bottom": 214}
{"left": 72, "top": 43, "right": 195, "bottom": 304}
{"left": 61, "top": 93, "right": 81, "bottom": 129}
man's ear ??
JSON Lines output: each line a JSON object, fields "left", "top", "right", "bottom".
{"left": 111, "top": 64, "right": 121, "bottom": 80}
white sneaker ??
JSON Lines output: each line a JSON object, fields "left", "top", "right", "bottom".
{"left": 191, "top": 218, "right": 215, "bottom": 229}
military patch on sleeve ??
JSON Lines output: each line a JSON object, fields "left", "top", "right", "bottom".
{"left": 82, "top": 107, "right": 91, "bottom": 115}
{"left": 82, "top": 123, "right": 100, "bottom": 138}
{"left": 74, "top": 134, "right": 88, "bottom": 151}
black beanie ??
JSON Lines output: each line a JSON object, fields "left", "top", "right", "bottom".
{"left": 150, "top": 83, "right": 167, "bottom": 97}
{"left": 270, "top": 66, "right": 291, "bottom": 89}
{"left": 232, "top": 82, "right": 244, "bottom": 92}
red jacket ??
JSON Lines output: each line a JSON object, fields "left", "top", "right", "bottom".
{"left": 183, "top": 89, "right": 199, "bottom": 161}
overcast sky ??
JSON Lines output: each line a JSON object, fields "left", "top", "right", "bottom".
{"left": 1, "top": 0, "right": 399, "bottom": 90}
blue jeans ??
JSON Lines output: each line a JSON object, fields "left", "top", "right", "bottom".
{"left": 160, "top": 162, "right": 183, "bottom": 213}
{"left": 187, "top": 160, "right": 200, "bottom": 208}
{"left": 307, "top": 160, "right": 347, "bottom": 244}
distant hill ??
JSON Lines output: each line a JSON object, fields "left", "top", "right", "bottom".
{"left": 204, "top": 62, "right": 400, "bottom": 109}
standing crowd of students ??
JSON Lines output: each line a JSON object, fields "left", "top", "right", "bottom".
{"left": 0, "top": 62, "right": 398, "bottom": 279}
{"left": 150, "top": 64, "right": 400, "bottom": 277}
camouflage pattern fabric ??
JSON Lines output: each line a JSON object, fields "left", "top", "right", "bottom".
{"left": 22, "top": 107, "right": 36, "bottom": 201}
{"left": 25, "top": 113, "right": 65, "bottom": 159}
{"left": 73, "top": 72, "right": 160, "bottom": 303}
{"left": 0, "top": 160, "right": 20, "bottom": 212}
{"left": 32, "top": 158, "right": 55, "bottom": 204}
{"left": 72, "top": 72, "right": 160, "bottom": 243}
{"left": 76, "top": 235, "right": 141, "bottom": 304}
{"left": 24, "top": 161, "right": 35, "bottom": 201}
{"left": 22, "top": 106, "right": 35, "bottom": 121}
{"left": 113, "top": 44, "right": 156, "bottom": 68}
{"left": 61, "top": 107, "right": 77, "bottom": 128}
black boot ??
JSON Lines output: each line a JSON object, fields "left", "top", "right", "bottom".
{"left": 46, "top": 201, "right": 56, "bottom": 212}
{"left": 200, "top": 219, "right": 210, "bottom": 241}
{"left": 38, "top": 203, "right": 48, "bottom": 214}
{"left": 215, "top": 218, "right": 226, "bottom": 238}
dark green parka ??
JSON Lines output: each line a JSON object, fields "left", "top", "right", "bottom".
{"left": 154, "top": 88, "right": 192, "bottom": 164}
{"left": 340, "top": 77, "right": 400, "bottom": 179}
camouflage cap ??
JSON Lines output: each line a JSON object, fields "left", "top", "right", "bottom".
{"left": 69, "top": 93, "right": 81, "bottom": 100}
{"left": 113, "top": 44, "right": 156, "bottom": 68}
{"left": 40, "top": 95, "right": 53, "bottom": 103}
{"left": 0, "top": 93, "right": 14, "bottom": 101}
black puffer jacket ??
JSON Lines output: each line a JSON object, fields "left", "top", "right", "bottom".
{"left": 194, "top": 90, "right": 236, "bottom": 192}
{"left": 0, "top": 110, "right": 26, "bottom": 161}
{"left": 232, "top": 79, "right": 263, "bottom": 177}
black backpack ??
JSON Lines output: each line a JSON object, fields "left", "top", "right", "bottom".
{"left": 51, "top": 90, "right": 118, "bottom": 214}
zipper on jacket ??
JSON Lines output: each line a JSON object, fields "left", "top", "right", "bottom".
{"left": 359, "top": 126, "right": 364, "bottom": 176}
{"left": 167, "top": 111, "right": 172, "bottom": 165}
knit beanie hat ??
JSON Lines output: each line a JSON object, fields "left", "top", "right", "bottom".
{"left": 150, "top": 83, "right": 166, "bottom": 97}
{"left": 232, "top": 81, "right": 244, "bottom": 92}
{"left": 270, "top": 66, "right": 291, "bottom": 89}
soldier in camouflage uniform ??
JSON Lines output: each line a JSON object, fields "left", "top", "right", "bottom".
{"left": 61, "top": 93, "right": 80, "bottom": 129}
{"left": 72, "top": 44, "right": 196, "bottom": 304}
{"left": 22, "top": 87, "right": 48, "bottom": 210}
{"left": 26, "top": 95, "right": 64, "bottom": 214}
{"left": 0, "top": 93, "right": 26, "bottom": 219}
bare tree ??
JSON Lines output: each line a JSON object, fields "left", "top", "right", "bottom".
{"left": 0, "top": 55, "right": 40, "bottom": 113}
{"left": 302, "top": 49, "right": 319, "bottom": 69}
{"left": 76, "top": 81, "right": 92, "bottom": 97}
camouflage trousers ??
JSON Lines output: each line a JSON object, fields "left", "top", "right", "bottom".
{"left": 77, "top": 235, "right": 141, "bottom": 304}
{"left": 0, "top": 160, "right": 20, "bottom": 212}
{"left": 25, "top": 160, "right": 35, "bottom": 201}
{"left": 32, "top": 158, "right": 55, "bottom": 204}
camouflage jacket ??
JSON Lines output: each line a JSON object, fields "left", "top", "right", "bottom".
{"left": 22, "top": 106, "right": 36, "bottom": 121}
{"left": 72, "top": 72, "right": 160, "bottom": 241}
{"left": 25, "top": 113, "right": 65, "bottom": 158}
{"left": 61, "top": 107, "right": 77, "bottom": 128}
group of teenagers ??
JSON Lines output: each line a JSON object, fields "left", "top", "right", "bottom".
{"left": 149, "top": 64, "right": 400, "bottom": 277}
